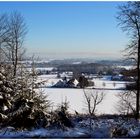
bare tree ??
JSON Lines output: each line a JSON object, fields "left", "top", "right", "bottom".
{"left": 117, "top": 91, "right": 136, "bottom": 115}
{"left": 83, "top": 89, "right": 105, "bottom": 116}
{"left": 117, "top": 1, "right": 140, "bottom": 119}
{"left": 83, "top": 89, "right": 105, "bottom": 131}
{"left": 5, "top": 11, "right": 27, "bottom": 77}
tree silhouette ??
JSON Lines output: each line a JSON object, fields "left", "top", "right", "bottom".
{"left": 117, "top": 2, "right": 140, "bottom": 119}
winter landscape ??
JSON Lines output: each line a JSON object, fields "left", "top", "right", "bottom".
{"left": 0, "top": 1, "right": 140, "bottom": 138}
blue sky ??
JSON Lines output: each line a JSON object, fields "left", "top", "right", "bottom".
{"left": 0, "top": 1, "right": 128, "bottom": 59}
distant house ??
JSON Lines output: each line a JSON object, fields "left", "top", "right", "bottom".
{"left": 52, "top": 78, "right": 79, "bottom": 88}
{"left": 67, "top": 78, "right": 79, "bottom": 88}
{"left": 52, "top": 80, "right": 66, "bottom": 88}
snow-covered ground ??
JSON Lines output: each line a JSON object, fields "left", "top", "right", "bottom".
{"left": 27, "top": 67, "right": 55, "bottom": 72}
{"left": 0, "top": 71, "right": 139, "bottom": 138}
{"left": 41, "top": 88, "right": 121, "bottom": 115}
{"left": 117, "top": 65, "right": 135, "bottom": 70}
{"left": 0, "top": 117, "right": 140, "bottom": 138}
{"left": 92, "top": 78, "right": 131, "bottom": 90}
{"left": 37, "top": 74, "right": 132, "bottom": 89}
{"left": 35, "top": 74, "right": 133, "bottom": 115}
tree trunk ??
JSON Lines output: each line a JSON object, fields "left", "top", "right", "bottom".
{"left": 14, "top": 39, "right": 18, "bottom": 77}
{"left": 136, "top": 38, "right": 140, "bottom": 119}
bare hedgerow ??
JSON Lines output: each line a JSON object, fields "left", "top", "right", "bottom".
{"left": 83, "top": 89, "right": 105, "bottom": 116}
{"left": 116, "top": 90, "right": 136, "bottom": 115}
{"left": 83, "top": 89, "right": 105, "bottom": 131}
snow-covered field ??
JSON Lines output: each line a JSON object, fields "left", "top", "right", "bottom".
{"left": 37, "top": 74, "right": 59, "bottom": 87}
{"left": 27, "top": 67, "right": 55, "bottom": 71}
{"left": 117, "top": 65, "right": 135, "bottom": 70}
{"left": 92, "top": 79, "right": 128, "bottom": 90}
{"left": 41, "top": 88, "right": 121, "bottom": 115}
{"left": 35, "top": 74, "right": 132, "bottom": 115}
{"left": 37, "top": 74, "right": 132, "bottom": 89}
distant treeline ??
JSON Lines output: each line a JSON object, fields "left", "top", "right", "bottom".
{"left": 56, "top": 63, "right": 113, "bottom": 74}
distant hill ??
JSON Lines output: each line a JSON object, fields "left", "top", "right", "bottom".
{"left": 96, "top": 59, "right": 135, "bottom": 66}
{"left": 22, "top": 58, "right": 135, "bottom": 68}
